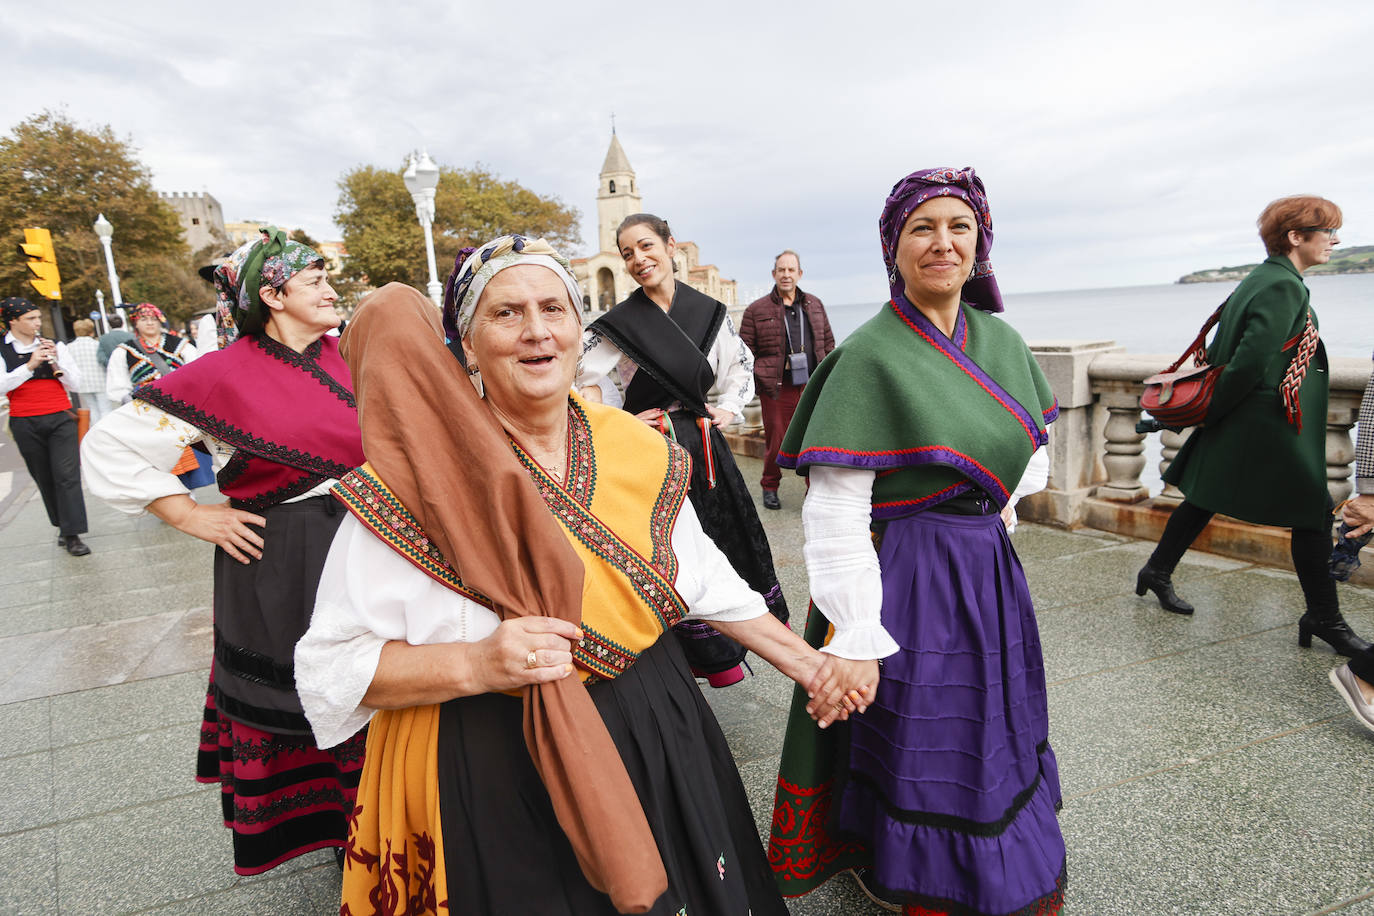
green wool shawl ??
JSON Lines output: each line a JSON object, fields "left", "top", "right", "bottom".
{"left": 778, "top": 297, "right": 1057, "bottom": 518}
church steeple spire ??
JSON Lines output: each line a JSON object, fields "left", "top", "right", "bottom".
{"left": 597, "top": 131, "right": 641, "bottom": 253}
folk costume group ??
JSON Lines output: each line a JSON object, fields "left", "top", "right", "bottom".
{"left": 76, "top": 167, "right": 1072, "bottom": 916}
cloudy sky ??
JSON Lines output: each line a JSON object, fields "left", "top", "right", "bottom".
{"left": 5, "top": 1, "right": 1372, "bottom": 305}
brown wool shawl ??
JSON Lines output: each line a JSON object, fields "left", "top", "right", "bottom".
{"left": 341, "top": 283, "right": 666, "bottom": 913}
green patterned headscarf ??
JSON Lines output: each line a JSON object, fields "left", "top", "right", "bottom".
{"left": 213, "top": 227, "right": 324, "bottom": 340}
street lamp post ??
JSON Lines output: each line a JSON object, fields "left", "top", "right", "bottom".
{"left": 92, "top": 214, "right": 125, "bottom": 321}
{"left": 402, "top": 151, "right": 442, "bottom": 306}
{"left": 95, "top": 289, "right": 109, "bottom": 333}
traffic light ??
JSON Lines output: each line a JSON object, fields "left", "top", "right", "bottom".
{"left": 18, "top": 228, "right": 61, "bottom": 301}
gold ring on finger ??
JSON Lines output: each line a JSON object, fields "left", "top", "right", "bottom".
{"left": 525, "top": 650, "right": 538, "bottom": 669}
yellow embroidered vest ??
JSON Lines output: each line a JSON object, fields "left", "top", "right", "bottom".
{"left": 333, "top": 396, "right": 692, "bottom": 681}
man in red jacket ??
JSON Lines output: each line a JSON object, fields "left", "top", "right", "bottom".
{"left": 739, "top": 251, "right": 835, "bottom": 509}
{"left": 1, "top": 297, "right": 90, "bottom": 555}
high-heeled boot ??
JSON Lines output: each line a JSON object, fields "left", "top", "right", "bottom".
{"left": 1298, "top": 609, "right": 1372, "bottom": 657}
{"left": 1135, "top": 564, "right": 1194, "bottom": 615}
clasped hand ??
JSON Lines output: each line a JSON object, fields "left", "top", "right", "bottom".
{"left": 1342, "top": 495, "right": 1374, "bottom": 539}
{"left": 803, "top": 655, "right": 880, "bottom": 729}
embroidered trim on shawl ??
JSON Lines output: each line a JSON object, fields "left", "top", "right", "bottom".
{"left": 512, "top": 439, "right": 689, "bottom": 680}
{"left": 256, "top": 335, "right": 356, "bottom": 409}
{"left": 889, "top": 298, "right": 1045, "bottom": 448}
{"left": 333, "top": 467, "right": 493, "bottom": 606}
{"left": 228, "top": 472, "right": 329, "bottom": 512}
{"left": 650, "top": 442, "right": 691, "bottom": 575}
{"left": 563, "top": 398, "right": 596, "bottom": 505}
{"left": 217, "top": 449, "right": 250, "bottom": 488}
{"left": 137, "top": 387, "right": 357, "bottom": 479}
{"left": 780, "top": 444, "right": 1012, "bottom": 504}
{"left": 871, "top": 480, "right": 973, "bottom": 518}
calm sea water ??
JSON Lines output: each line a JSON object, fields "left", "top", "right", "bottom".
{"left": 827, "top": 272, "right": 1374, "bottom": 358}
{"left": 823, "top": 272, "right": 1374, "bottom": 495}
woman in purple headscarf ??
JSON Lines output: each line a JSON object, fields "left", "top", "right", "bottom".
{"left": 766, "top": 168, "right": 1066, "bottom": 915}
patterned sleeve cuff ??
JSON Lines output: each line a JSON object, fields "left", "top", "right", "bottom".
{"left": 1357, "top": 478, "right": 1374, "bottom": 496}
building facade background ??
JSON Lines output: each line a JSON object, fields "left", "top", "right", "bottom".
{"left": 571, "top": 133, "right": 737, "bottom": 313}
{"left": 158, "top": 191, "right": 225, "bottom": 253}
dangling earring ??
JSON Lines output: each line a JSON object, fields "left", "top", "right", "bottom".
{"left": 467, "top": 363, "right": 484, "bottom": 398}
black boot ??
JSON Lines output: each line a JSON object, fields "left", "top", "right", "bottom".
{"left": 1135, "top": 564, "right": 1193, "bottom": 615}
{"left": 1298, "top": 610, "right": 1372, "bottom": 657}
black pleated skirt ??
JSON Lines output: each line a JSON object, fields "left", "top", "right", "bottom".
{"left": 210, "top": 494, "right": 344, "bottom": 733}
{"left": 436, "top": 632, "right": 787, "bottom": 915}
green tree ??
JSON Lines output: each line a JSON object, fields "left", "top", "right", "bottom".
{"left": 0, "top": 111, "right": 208, "bottom": 329}
{"left": 334, "top": 161, "right": 581, "bottom": 291}
{"left": 289, "top": 227, "right": 321, "bottom": 249}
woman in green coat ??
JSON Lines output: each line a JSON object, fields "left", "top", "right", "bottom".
{"left": 1136, "top": 195, "right": 1369, "bottom": 657}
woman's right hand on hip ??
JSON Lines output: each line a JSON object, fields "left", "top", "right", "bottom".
{"left": 179, "top": 502, "right": 267, "bottom": 564}
{"left": 147, "top": 494, "right": 266, "bottom": 565}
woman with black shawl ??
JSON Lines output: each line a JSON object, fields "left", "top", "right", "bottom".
{"left": 578, "top": 213, "right": 788, "bottom": 688}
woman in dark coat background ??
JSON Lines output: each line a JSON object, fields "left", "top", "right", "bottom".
{"left": 1136, "top": 195, "right": 1368, "bottom": 656}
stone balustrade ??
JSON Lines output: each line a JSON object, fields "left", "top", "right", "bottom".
{"left": 1020, "top": 342, "right": 1369, "bottom": 522}
{"left": 1017, "top": 341, "right": 1371, "bottom": 580}
{"left": 721, "top": 341, "right": 1372, "bottom": 578}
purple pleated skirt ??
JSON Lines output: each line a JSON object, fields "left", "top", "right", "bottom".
{"left": 836, "top": 509, "right": 1065, "bottom": 915}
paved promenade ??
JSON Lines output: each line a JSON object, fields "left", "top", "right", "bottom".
{"left": 1, "top": 449, "right": 1372, "bottom": 914}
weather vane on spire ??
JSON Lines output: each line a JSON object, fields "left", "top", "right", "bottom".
{"left": 611, "top": 112, "right": 616, "bottom": 134}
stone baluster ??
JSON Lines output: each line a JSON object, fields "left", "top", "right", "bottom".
{"left": 740, "top": 395, "right": 764, "bottom": 431}
{"left": 1096, "top": 390, "right": 1150, "bottom": 502}
{"left": 1327, "top": 394, "right": 1360, "bottom": 506}
{"left": 1156, "top": 427, "right": 1193, "bottom": 504}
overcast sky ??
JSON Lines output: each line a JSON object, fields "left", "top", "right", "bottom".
{"left": 5, "top": 1, "right": 1372, "bottom": 305}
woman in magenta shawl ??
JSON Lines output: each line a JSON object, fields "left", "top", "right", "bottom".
{"left": 82, "top": 230, "right": 367, "bottom": 875}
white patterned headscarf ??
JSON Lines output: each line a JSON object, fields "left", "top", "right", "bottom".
{"left": 442, "top": 235, "right": 583, "bottom": 340}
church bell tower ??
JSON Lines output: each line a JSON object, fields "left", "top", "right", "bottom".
{"left": 597, "top": 131, "right": 642, "bottom": 254}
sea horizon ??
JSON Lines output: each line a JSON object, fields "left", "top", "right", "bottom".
{"left": 825, "top": 271, "right": 1374, "bottom": 361}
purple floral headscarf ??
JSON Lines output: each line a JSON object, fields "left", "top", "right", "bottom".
{"left": 879, "top": 167, "right": 1002, "bottom": 313}
{"left": 212, "top": 227, "right": 323, "bottom": 344}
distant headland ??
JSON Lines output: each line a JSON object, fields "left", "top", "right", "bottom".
{"left": 1178, "top": 245, "right": 1374, "bottom": 283}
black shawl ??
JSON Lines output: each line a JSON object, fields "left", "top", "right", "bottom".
{"left": 589, "top": 283, "right": 725, "bottom": 416}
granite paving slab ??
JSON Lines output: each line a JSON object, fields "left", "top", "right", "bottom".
{"left": 1059, "top": 723, "right": 1374, "bottom": 915}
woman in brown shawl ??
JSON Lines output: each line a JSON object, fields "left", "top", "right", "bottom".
{"left": 296, "top": 236, "right": 874, "bottom": 915}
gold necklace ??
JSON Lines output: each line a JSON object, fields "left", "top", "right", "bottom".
{"left": 529, "top": 447, "right": 567, "bottom": 482}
